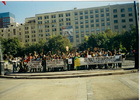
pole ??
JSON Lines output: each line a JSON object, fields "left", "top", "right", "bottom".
{"left": 0, "top": 38, "right": 4, "bottom": 75}
{"left": 134, "top": 1, "right": 139, "bottom": 69}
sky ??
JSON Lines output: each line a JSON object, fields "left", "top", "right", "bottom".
{"left": 0, "top": 1, "right": 138, "bottom": 23}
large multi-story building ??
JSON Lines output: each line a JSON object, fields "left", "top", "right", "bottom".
{"left": 0, "top": 12, "right": 15, "bottom": 28}
{"left": 0, "top": 3, "right": 139, "bottom": 47}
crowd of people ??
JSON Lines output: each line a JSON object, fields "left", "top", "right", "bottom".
{"left": 3, "top": 48, "right": 128, "bottom": 73}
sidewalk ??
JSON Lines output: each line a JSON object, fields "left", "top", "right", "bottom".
{"left": 0, "top": 67, "right": 138, "bottom": 79}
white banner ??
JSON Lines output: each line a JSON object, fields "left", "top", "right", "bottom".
{"left": 68, "top": 59, "right": 72, "bottom": 64}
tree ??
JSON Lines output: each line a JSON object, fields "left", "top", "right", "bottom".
{"left": 1, "top": 38, "right": 23, "bottom": 57}
{"left": 48, "top": 35, "right": 72, "bottom": 54}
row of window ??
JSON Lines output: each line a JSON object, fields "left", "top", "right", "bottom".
{"left": 114, "top": 13, "right": 133, "bottom": 18}
{"left": 113, "top": 7, "right": 132, "bottom": 13}
{"left": 75, "top": 28, "right": 105, "bottom": 34}
{"left": 114, "top": 18, "right": 133, "bottom": 23}
{"left": 38, "top": 13, "right": 71, "bottom": 20}
{"left": 114, "top": 25, "right": 127, "bottom": 29}
{"left": 74, "top": 8, "right": 109, "bottom": 16}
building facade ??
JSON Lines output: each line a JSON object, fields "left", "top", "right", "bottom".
{"left": 0, "top": 3, "right": 139, "bottom": 47}
{"left": 0, "top": 12, "right": 15, "bottom": 28}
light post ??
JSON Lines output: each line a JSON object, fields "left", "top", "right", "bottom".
{"left": 134, "top": 1, "right": 139, "bottom": 69}
{"left": 0, "top": 38, "right": 4, "bottom": 75}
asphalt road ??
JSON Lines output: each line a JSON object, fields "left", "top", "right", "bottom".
{"left": 0, "top": 73, "right": 138, "bottom": 100}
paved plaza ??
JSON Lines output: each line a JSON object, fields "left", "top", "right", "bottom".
{"left": 0, "top": 73, "right": 139, "bottom": 100}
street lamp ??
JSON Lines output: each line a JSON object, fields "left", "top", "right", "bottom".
{"left": 0, "top": 38, "right": 4, "bottom": 75}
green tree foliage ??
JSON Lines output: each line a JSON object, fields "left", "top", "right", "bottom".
{"left": 79, "top": 26, "right": 137, "bottom": 52}
{"left": 48, "top": 35, "right": 72, "bottom": 54}
{"left": 1, "top": 38, "right": 23, "bottom": 57}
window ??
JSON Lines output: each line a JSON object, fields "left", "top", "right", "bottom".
{"left": 59, "top": 23, "right": 63, "bottom": 26}
{"left": 38, "top": 16, "right": 42, "bottom": 20}
{"left": 85, "top": 20, "right": 88, "bottom": 23}
{"left": 80, "top": 21, "right": 83, "bottom": 24}
{"left": 107, "top": 22, "right": 110, "bottom": 26}
{"left": 59, "top": 19, "right": 63, "bottom": 22}
{"left": 100, "top": 9, "right": 104, "bottom": 12}
{"left": 76, "top": 30, "right": 79, "bottom": 33}
{"left": 107, "top": 18, "right": 110, "bottom": 21}
{"left": 80, "top": 16, "right": 83, "bottom": 20}
{"left": 114, "top": 20, "right": 118, "bottom": 23}
{"left": 45, "top": 25, "right": 49, "bottom": 28}
{"left": 81, "top": 34, "right": 84, "bottom": 37}
{"left": 121, "top": 8, "right": 125, "bottom": 12}
{"left": 106, "top": 8, "right": 109, "bottom": 12}
{"left": 81, "top": 25, "right": 84, "bottom": 28}
{"left": 52, "top": 20, "right": 56, "bottom": 23}
{"left": 91, "top": 29, "right": 94, "bottom": 32}
{"left": 45, "top": 20, "right": 49, "bottom": 24}
{"left": 90, "top": 10, "right": 93, "bottom": 14}
{"left": 66, "top": 18, "right": 70, "bottom": 21}
{"left": 75, "top": 26, "right": 78, "bottom": 29}
{"left": 38, "top": 21, "right": 42, "bottom": 24}
{"left": 75, "top": 17, "right": 78, "bottom": 20}
{"left": 66, "top": 13, "right": 70, "bottom": 17}
{"left": 91, "top": 24, "right": 94, "bottom": 27}
{"left": 90, "top": 15, "right": 93, "bottom": 18}
{"left": 76, "top": 35, "right": 79, "bottom": 38}
{"left": 129, "top": 13, "right": 133, "bottom": 16}
{"left": 101, "top": 19, "right": 104, "bottom": 22}
{"left": 66, "top": 22, "right": 71, "bottom": 25}
{"left": 45, "top": 29, "right": 49, "bottom": 32}
{"left": 76, "top": 39, "right": 79, "bottom": 42}
{"left": 129, "top": 18, "right": 133, "bottom": 22}
{"left": 113, "top": 9, "right": 117, "bottom": 13}
{"left": 85, "top": 11, "right": 88, "bottom": 14}
{"left": 91, "top": 20, "right": 94, "bottom": 23}
{"left": 96, "top": 14, "right": 99, "bottom": 18}
{"left": 101, "top": 14, "right": 104, "bottom": 18}
{"left": 86, "top": 25, "right": 89, "bottom": 28}
{"left": 101, "top": 23, "right": 105, "bottom": 26}
{"left": 81, "top": 30, "right": 84, "bottom": 33}
{"left": 44, "top": 16, "right": 49, "bottom": 19}
{"left": 75, "top": 12, "right": 78, "bottom": 16}
{"left": 95, "top": 10, "right": 99, "bottom": 13}
{"left": 96, "top": 28, "right": 99, "bottom": 31}
{"left": 51, "top": 15, "right": 56, "bottom": 18}
{"left": 96, "top": 24, "right": 99, "bottom": 27}
{"left": 86, "top": 29, "right": 89, "bottom": 32}
{"left": 75, "top": 21, "right": 78, "bottom": 24}
{"left": 121, "top": 14, "right": 125, "bottom": 17}
{"left": 122, "top": 25, "right": 126, "bottom": 28}
{"left": 85, "top": 16, "right": 88, "bottom": 19}
{"left": 102, "top": 28, "right": 105, "bottom": 31}
{"left": 96, "top": 19, "right": 99, "bottom": 22}
{"left": 114, "top": 15, "right": 118, "bottom": 18}
{"left": 106, "top": 13, "right": 109, "bottom": 16}
{"left": 59, "top": 14, "right": 63, "bottom": 17}
{"left": 80, "top": 12, "right": 83, "bottom": 15}
{"left": 128, "top": 8, "right": 132, "bottom": 12}
{"left": 114, "top": 25, "right": 118, "bottom": 29}
{"left": 122, "top": 19, "right": 125, "bottom": 23}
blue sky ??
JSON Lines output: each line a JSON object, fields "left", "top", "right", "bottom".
{"left": 0, "top": 1, "right": 136, "bottom": 23}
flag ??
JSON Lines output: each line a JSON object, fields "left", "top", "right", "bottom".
{"left": 2, "top": 1, "right": 6, "bottom": 5}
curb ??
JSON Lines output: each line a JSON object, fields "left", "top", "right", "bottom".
{"left": 0, "top": 69, "right": 138, "bottom": 79}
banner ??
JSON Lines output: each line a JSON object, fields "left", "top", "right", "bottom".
{"left": 68, "top": 59, "right": 72, "bottom": 64}
{"left": 62, "top": 26, "right": 73, "bottom": 43}
{"left": 46, "top": 59, "right": 65, "bottom": 68}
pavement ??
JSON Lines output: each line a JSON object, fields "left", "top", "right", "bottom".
{"left": 0, "top": 60, "right": 139, "bottom": 100}
{"left": 0, "top": 73, "right": 138, "bottom": 100}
